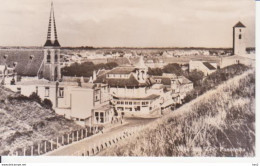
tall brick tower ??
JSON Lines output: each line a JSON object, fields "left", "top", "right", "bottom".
{"left": 233, "top": 21, "right": 246, "bottom": 55}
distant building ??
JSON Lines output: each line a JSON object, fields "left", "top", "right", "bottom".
{"left": 0, "top": 49, "right": 44, "bottom": 83}
{"left": 152, "top": 74, "right": 193, "bottom": 105}
{"left": 233, "top": 21, "right": 246, "bottom": 55}
{"left": 189, "top": 60, "right": 217, "bottom": 76}
{"left": 95, "top": 56, "right": 165, "bottom": 117}
{"left": 220, "top": 22, "right": 255, "bottom": 68}
{"left": 0, "top": 65, "right": 15, "bottom": 84}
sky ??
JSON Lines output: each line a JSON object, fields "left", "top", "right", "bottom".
{"left": 0, "top": 0, "right": 255, "bottom": 48}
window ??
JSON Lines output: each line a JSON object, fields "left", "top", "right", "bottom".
{"left": 129, "top": 102, "right": 132, "bottom": 105}
{"left": 47, "top": 50, "right": 51, "bottom": 63}
{"left": 135, "top": 106, "right": 140, "bottom": 111}
{"left": 100, "top": 112, "right": 104, "bottom": 123}
{"left": 117, "top": 101, "right": 120, "bottom": 104}
{"left": 239, "top": 29, "right": 241, "bottom": 32}
{"left": 45, "top": 87, "right": 50, "bottom": 97}
{"left": 156, "top": 79, "right": 161, "bottom": 83}
{"left": 94, "top": 90, "right": 100, "bottom": 102}
{"left": 120, "top": 101, "right": 124, "bottom": 105}
{"left": 58, "top": 87, "right": 64, "bottom": 98}
{"left": 239, "top": 34, "right": 242, "bottom": 39}
{"left": 95, "top": 112, "right": 99, "bottom": 123}
{"left": 17, "top": 87, "right": 21, "bottom": 94}
{"left": 125, "top": 107, "right": 132, "bottom": 111}
{"left": 117, "top": 107, "right": 124, "bottom": 111}
{"left": 55, "top": 53, "right": 58, "bottom": 63}
{"left": 125, "top": 101, "right": 129, "bottom": 105}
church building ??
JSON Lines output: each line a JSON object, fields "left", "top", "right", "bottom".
{"left": 2, "top": 3, "right": 114, "bottom": 127}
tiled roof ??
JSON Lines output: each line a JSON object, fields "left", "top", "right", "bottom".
{"left": 95, "top": 72, "right": 154, "bottom": 87}
{"left": 203, "top": 62, "right": 216, "bottom": 70}
{"left": 108, "top": 66, "right": 136, "bottom": 74}
{"left": 62, "top": 76, "right": 90, "bottom": 83}
{"left": 152, "top": 76, "right": 171, "bottom": 85}
{"left": 97, "top": 69, "right": 110, "bottom": 77}
{"left": 113, "top": 94, "right": 160, "bottom": 100}
{"left": 106, "top": 74, "right": 145, "bottom": 87}
{"left": 0, "top": 49, "right": 44, "bottom": 76}
{"left": 177, "top": 76, "right": 193, "bottom": 84}
{"left": 233, "top": 21, "right": 246, "bottom": 28}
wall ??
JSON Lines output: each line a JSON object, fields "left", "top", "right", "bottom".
{"left": 110, "top": 87, "right": 147, "bottom": 98}
{"left": 233, "top": 27, "right": 246, "bottom": 55}
{"left": 71, "top": 88, "right": 94, "bottom": 120}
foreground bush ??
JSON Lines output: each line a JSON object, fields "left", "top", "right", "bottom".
{"left": 101, "top": 70, "right": 255, "bottom": 157}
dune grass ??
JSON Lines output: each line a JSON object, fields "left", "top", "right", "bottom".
{"left": 100, "top": 70, "right": 255, "bottom": 157}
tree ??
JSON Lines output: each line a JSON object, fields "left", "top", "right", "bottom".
{"left": 162, "top": 63, "right": 183, "bottom": 76}
{"left": 186, "top": 70, "right": 204, "bottom": 87}
{"left": 147, "top": 67, "right": 163, "bottom": 76}
{"left": 61, "top": 62, "right": 118, "bottom": 77}
{"left": 42, "top": 99, "right": 53, "bottom": 109}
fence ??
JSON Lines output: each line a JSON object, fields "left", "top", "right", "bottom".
{"left": 71, "top": 124, "right": 146, "bottom": 156}
{"left": 9, "top": 126, "right": 102, "bottom": 156}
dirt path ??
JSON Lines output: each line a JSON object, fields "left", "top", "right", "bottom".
{"left": 45, "top": 117, "right": 157, "bottom": 156}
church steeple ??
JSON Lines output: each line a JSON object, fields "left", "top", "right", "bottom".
{"left": 44, "top": 2, "right": 60, "bottom": 47}
{"left": 40, "top": 2, "right": 61, "bottom": 81}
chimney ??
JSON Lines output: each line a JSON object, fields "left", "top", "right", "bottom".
{"left": 93, "top": 70, "right": 97, "bottom": 81}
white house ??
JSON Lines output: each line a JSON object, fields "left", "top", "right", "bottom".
{"left": 189, "top": 60, "right": 217, "bottom": 76}
{"left": 94, "top": 56, "right": 166, "bottom": 117}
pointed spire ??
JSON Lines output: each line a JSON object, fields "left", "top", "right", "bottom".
{"left": 44, "top": 2, "right": 60, "bottom": 47}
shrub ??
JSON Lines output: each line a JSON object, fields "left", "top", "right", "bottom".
{"left": 29, "top": 92, "right": 41, "bottom": 104}
{"left": 184, "top": 64, "right": 250, "bottom": 103}
{"left": 8, "top": 95, "right": 29, "bottom": 102}
{"left": 42, "top": 98, "right": 53, "bottom": 109}
{"left": 162, "top": 63, "right": 183, "bottom": 76}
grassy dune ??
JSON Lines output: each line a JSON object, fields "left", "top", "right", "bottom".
{"left": 100, "top": 70, "right": 255, "bottom": 157}
{"left": 0, "top": 86, "right": 83, "bottom": 155}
